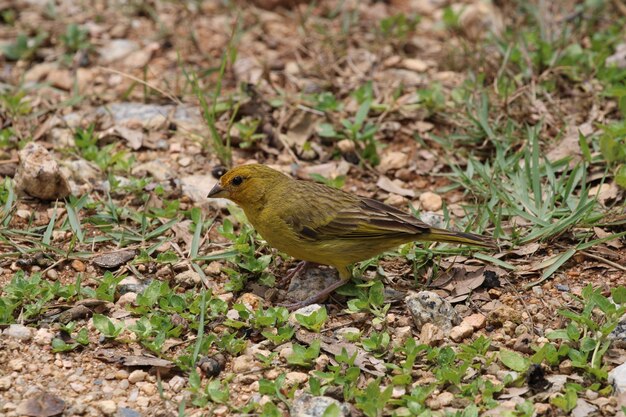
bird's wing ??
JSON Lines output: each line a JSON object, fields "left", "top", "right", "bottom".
{"left": 286, "top": 190, "right": 430, "bottom": 241}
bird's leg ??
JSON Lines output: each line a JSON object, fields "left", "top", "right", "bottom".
{"left": 280, "top": 266, "right": 351, "bottom": 311}
{"left": 278, "top": 261, "right": 315, "bottom": 288}
{"left": 280, "top": 278, "right": 350, "bottom": 311}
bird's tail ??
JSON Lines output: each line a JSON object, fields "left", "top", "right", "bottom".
{"left": 421, "top": 227, "right": 497, "bottom": 249}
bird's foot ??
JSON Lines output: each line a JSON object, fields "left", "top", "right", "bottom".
{"left": 278, "top": 261, "right": 315, "bottom": 288}
{"left": 278, "top": 278, "right": 349, "bottom": 311}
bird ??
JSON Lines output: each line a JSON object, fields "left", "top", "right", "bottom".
{"left": 207, "top": 164, "right": 496, "bottom": 309}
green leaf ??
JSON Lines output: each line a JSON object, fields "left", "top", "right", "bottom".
{"left": 322, "top": 403, "right": 341, "bottom": 417}
{"left": 500, "top": 349, "right": 530, "bottom": 372}
{"left": 612, "top": 286, "right": 626, "bottom": 304}
{"left": 615, "top": 165, "right": 626, "bottom": 188}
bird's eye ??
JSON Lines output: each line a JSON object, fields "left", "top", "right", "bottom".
{"left": 232, "top": 176, "right": 243, "bottom": 186}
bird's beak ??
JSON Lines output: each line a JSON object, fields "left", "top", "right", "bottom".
{"left": 207, "top": 182, "right": 227, "bottom": 198}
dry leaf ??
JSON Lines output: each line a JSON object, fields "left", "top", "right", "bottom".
{"left": 376, "top": 176, "right": 415, "bottom": 197}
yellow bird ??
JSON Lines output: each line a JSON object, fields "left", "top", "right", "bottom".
{"left": 208, "top": 164, "right": 495, "bottom": 309}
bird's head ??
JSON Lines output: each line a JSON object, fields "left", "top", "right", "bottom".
{"left": 207, "top": 164, "right": 287, "bottom": 207}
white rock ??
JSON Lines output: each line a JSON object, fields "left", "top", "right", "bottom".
{"left": 291, "top": 393, "right": 350, "bottom": 417}
{"left": 128, "top": 370, "right": 147, "bottom": 384}
{"left": 99, "top": 39, "right": 140, "bottom": 64}
{"left": 284, "top": 371, "right": 309, "bottom": 386}
{"left": 449, "top": 323, "right": 474, "bottom": 342}
{"left": 419, "top": 191, "right": 442, "bottom": 211}
{"left": 97, "top": 400, "right": 117, "bottom": 415}
{"left": 377, "top": 151, "right": 409, "bottom": 173}
{"left": 33, "top": 328, "right": 54, "bottom": 345}
{"left": 232, "top": 355, "right": 260, "bottom": 373}
{"left": 14, "top": 142, "right": 71, "bottom": 200}
{"left": 3, "top": 324, "right": 33, "bottom": 341}
{"left": 0, "top": 375, "right": 12, "bottom": 391}
{"left": 169, "top": 375, "right": 185, "bottom": 393}
{"left": 401, "top": 58, "right": 428, "bottom": 72}
{"left": 609, "top": 361, "right": 626, "bottom": 394}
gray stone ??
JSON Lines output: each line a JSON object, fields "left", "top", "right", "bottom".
{"left": 405, "top": 291, "right": 461, "bottom": 331}
{"left": 608, "top": 361, "right": 626, "bottom": 394}
{"left": 117, "top": 407, "right": 141, "bottom": 417}
{"left": 96, "top": 102, "right": 171, "bottom": 129}
{"left": 287, "top": 267, "right": 340, "bottom": 303}
{"left": 291, "top": 393, "right": 350, "bottom": 417}
{"left": 608, "top": 315, "right": 626, "bottom": 348}
{"left": 3, "top": 324, "right": 32, "bottom": 341}
{"left": 99, "top": 39, "right": 139, "bottom": 64}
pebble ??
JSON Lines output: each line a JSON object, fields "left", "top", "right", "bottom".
{"left": 378, "top": 151, "right": 409, "bottom": 173}
{"left": 513, "top": 333, "right": 534, "bottom": 354}
{"left": 118, "top": 407, "right": 141, "bottom": 417}
{"left": 419, "top": 191, "right": 443, "bottom": 211}
{"left": 15, "top": 209, "right": 31, "bottom": 219}
{"left": 214, "top": 405, "right": 229, "bottom": 415}
{"left": 115, "top": 370, "right": 130, "bottom": 380}
{"left": 315, "top": 354, "right": 330, "bottom": 370}
{"left": 488, "top": 305, "right": 523, "bottom": 327}
{"left": 426, "top": 391, "right": 454, "bottom": 410}
{"left": 336, "top": 139, "right": 355, "bottom": 153}
{"left": 70, "top": 382, "right": 86, "bottom": 393}
{"left": 169, "top": 375, "right": 186, "bottom": 393}
{"left": 71, "top": 259, "right": 86, "bottom": 272}
{"left": 291, "top": 393, "right": 350, "bottom": 417}
{"left": 237, "top": 293, "right": 263, "bottom": 310}
{"left": 98, "top": 400, "right": 117, "bottom": 416}
{"left": 140, "top": 383, "right": 157, "bottom": 396}
{"left": 178, "top": 156, "right": 192, "bottom": 167}
{"left": 128, "top": 370, "right": 147, "bottom": 384}
{"left": 264, "top": 369, "right": 281, "bottom": 380}
{"left": 608, "top": 362, "right": 626, "bottom": 394}
{"left": 136, "top": 396, "right": 150, "bottom": 407}
{"left": 502, "top": 320, "right": 517, "bottom": 336}
{"left": 0, "top": 375, "right": 12, "bottom": 391}
{"left": 461, "top": 313, "right": 487, "bottom": 330}
{"left": 3, "top": 324, "right": 33, "bottom": 341}
{"left": 46, "top": 269, "right": 59, "bottom": 279}
{"left": 534, "top": 403, "right": 551, "bottom": 415}
{"left": 9, "top": 359, "right": 24, "bottom": 371}
{"left": 285, "top": 371, "right": 309, "bottom": 386}
{"left": 419, "top": 323, "right": 444, "bottom": 346}
{"left": 449, "top": 323, "right": 474, "bottom": 342}
{"left": 174, "top": 270, "right": 202, "bottom": 288}
{"left": 393, "top": 326, "right": 413, "bottom": 346}
{"left": 116, "top": 292, "right": 137, "bottom": 308}
{"left": 232, "top": 355, "right": 260, "bottom": 373}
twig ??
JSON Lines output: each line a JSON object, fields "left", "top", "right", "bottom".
{"left": 97, "top": 66, "right": 182, "bottom": 105}
{"left": 579, "top": 250, "right": 626, "bottom": 271}
{"left": 612, "top": 0, "right": 626, "bottom": 17}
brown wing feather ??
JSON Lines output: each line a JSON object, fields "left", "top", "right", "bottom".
{"left": 286, "top": 182, "right": 430, "bottom": 241}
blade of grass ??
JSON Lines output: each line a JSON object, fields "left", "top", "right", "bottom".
{"left": 66, "top": 201, "right": 84, "bottom": 243}
{"left": 42, "top": 204, "right": 58, "bottom": 245}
